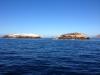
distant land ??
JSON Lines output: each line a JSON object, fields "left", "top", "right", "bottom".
{"left": 58, "top": 32, "right": 89, "bottom": 40}
{"left": 1, "top": 34, "right": 41, "bottom": 39}
{"left": 96, "top": 35, "right": 100, "bottom": 38}
{"left": 0, "top": 32, "right": 100, "bottom": 40}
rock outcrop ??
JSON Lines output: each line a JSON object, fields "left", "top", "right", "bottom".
{"left": 96, "top": 35, "right": 100, "bottom": 38}
{"left": 58, "top": 32, "right": 89, "bottom": 40}
{"left": 2, "top": 34, "right": 41, "bottom": 39}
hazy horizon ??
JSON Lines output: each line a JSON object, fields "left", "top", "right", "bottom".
{"left": 0, "top": 0, "right": 100, "bottom": 36}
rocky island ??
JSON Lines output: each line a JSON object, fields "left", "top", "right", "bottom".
{"left": 58, "top": 32, "right": 89, "bottom": 40}
{"left": 96, "top": 35, "right": 100, "bottom": 38}
{"left": 2, "top": 34, "right": 41, "bottom": 39}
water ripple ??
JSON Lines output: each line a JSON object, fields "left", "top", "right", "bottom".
{"left": 0, "top": 38, "right": 100, "bottom": 75}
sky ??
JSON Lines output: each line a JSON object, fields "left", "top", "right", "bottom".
{"left": 0, "top": 0, "right": 100, "bottom": 37}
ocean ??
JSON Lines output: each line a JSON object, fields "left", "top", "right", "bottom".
{"left": 0, "top": 38, "right": 100, "bottom": 75}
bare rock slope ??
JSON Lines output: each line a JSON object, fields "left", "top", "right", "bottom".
{"left": 58, "top": 32, "right": 89, "bottom": 40}
{"left": 2, "top": 34, "right": 41, "bottom": 39}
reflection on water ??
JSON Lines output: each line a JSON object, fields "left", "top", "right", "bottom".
{"left": 0, "top": 38, "right": 100, "bottom": 75}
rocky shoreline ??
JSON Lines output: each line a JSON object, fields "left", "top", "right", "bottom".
{"left": 58, "top": 32, "right": 89, "bottom": 40}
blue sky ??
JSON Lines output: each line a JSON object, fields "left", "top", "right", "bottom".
{"left": 0, "top": 0, "right": 100, "bottom": 36}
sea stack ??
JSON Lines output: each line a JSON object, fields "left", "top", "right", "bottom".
{"left": 58, "top": 32, "right": 89, "bottom": 40}
{"left": 2, "top": 33, "right": 41, "bottom": 39}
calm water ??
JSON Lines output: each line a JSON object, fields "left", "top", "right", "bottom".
{"left": 0, "top": 38, "right": 100, "bottom": 75}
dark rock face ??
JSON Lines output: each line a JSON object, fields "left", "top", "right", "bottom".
{"left": 58, "top": 33, "right": 89, "bottom": 40}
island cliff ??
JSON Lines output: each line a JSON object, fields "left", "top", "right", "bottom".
{"left": 58, "top": 32, "right": 89, "bottom": 40}
{"left": 2, "top": 34, "right": 41, "bottom": 39}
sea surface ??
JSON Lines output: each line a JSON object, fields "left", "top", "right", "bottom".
{"left": 0, "top": 38, "right": 100, "bottom": 75}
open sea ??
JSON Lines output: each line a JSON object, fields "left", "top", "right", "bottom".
{"left": 0, "top": 38, "right": 100, "bottom": 75}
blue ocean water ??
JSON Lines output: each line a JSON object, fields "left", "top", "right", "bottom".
{"left": 0, "top": 38, "right": 100, "bottom": 75}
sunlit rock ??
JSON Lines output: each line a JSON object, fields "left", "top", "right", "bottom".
{"left": 58, "top": 32, "right": 89, "bottom": 40}
{"left": 2, "top": 33, "right": 41, "bottom": 39}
